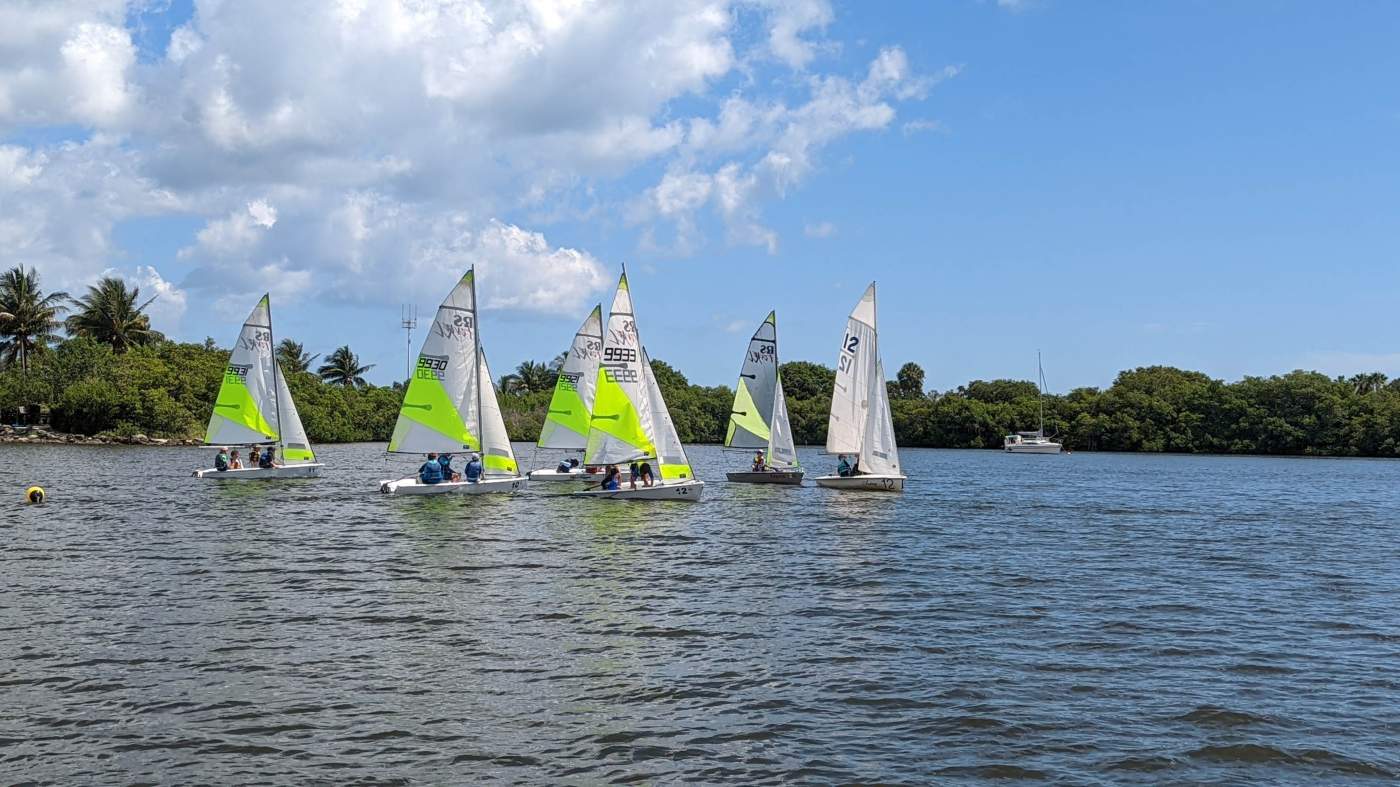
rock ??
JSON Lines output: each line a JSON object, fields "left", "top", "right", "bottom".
{"left": 151, "top": 438, "right": 168, "bottom": 445}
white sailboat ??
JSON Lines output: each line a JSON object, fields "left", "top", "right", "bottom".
{"left": 573, "top": 270, "right": 704, "bottom": 502}
{"left": 1004, "top": 351, "right": 1063, "bottom": 454}
{"left": 725, "top": 311, "right": 802, "bottom": 484}
{"left": 194, "top": 294, "right": 322, "bottom": 479}
{"left": 814, "top": 283, "right": 906, "bottom": 492}
{"left": 527, "top": 304, "right": 605, "bottom": 483}
{"left": 378, "top": 269, "right": 524, "bottom": 495}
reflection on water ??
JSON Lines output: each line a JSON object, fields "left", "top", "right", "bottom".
{"left": 2, "top": 442, "right": 1399, "bottom": 783}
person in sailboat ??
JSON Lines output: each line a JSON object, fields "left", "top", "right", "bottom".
{"left": 419, "top": 452, "right": 444, "bottom": 484}
{"left": 638, "top": 461, "right": 655, "bottom": 487}
{"left": 438, "top": 453, "right": 459, "bottom": 482}
{"left": 556, "top": 457, "right": 580, "bottom": 474}
{"left": 601, "top": 465, "right": 621, "bottom": 491}
{"left": 259, "top": 447, "right": 279, "bottom": 469}
{"left": 752, "top": 450, "right": 766, "bottom": 472}
{"left": 837, "top": 454, "right": 852, "bottom": 477}
{"left": 464, "top": 453, "right": 483, "bottom": 483}
{"left": 214, "top": 447, "right": 230, "bottom": 472}
{"left": 229, "top": 449, "right": 243, "bottom": 469}
{"left": 628, "top": 461, "right": 641, "bottom": 489}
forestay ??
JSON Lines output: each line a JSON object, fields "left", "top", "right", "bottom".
{"left": 537, "top": 305, "right": 602, "bottom": 450}
{"left": 205, "top": 295, "right": 280, "bottom": 446}
{"left": 826, "top": 282, "right": 900, "bottom": 476}
{"left": 388, "top": 271, "right": 482, "bottom": 454}
{"left": 642, "top": 349, "right": 694, "bottom": 480}
{"left": 584, "top": 272, "right": 656, "bottom": 465}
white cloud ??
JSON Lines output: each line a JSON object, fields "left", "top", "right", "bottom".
{"left": 133, "top": 265, "right": 188, "bottom": 330}
{"left": 757, "top": 0, "right": 834, "bottom": 69}
{"left": 902, "top": 118, "right": 945, "bottom": 136}
{"left": 0, "top": 2, "right": 136, "bottom": 129}
{"left": 804, "top": 221, "right": 835, "bottom": 238}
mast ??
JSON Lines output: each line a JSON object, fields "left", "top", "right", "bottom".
{"left": 1037, "top": 349, "right": 1045, "bottom": 437}
{"left": 470, "top": 267, "right": 484, "bottom": 455}
{"left": 266, "top": 293, "right": 284, "bottom": 448}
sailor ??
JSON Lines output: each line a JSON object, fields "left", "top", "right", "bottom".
{"left": 837, "top": 454, "right": 852, "bottom": 477}
{"left": 229, "top": 449, "right": 244, "bottom": 469}
{"left": 214, "top": 447, "right": 230, "bottom": 472}
{"left": 628, "top": 461, "right": 641, "bottom": 489}
{"left": 601, "top": 465, "right": 621, "bottom": 490}
{"left": 438, "top": 452, "right": 458, "bottom": 482}
{"left": 259, "top": 447, "right": 278, "bottom": 468}
{"left": 638, "top": 461, "right": 655, "bottom": 487}
{"left": 419, "top": 452, "right": 444, "bottom": 484}
{"left": 752, "top": 450, "right": 766, "bottom": 472}
{"left": 464, "top": 453, "right": 483, "bottom": 483}
{"left": 556, "top": 458, "right": 572, "bottom": 473}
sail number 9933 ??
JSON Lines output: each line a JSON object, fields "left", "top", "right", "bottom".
{"left": 602, "top": 346, "right": 639, "bottom": 383}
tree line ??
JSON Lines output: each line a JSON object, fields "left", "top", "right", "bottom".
{"left": 6, "top": 265, "right": 1400, "bottom": 456}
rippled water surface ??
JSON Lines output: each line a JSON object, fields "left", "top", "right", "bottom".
{"left": 3, "top": 443, "right": 1399, "bottom": 784}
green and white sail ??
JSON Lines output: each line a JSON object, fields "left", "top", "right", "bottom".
{"left": 388, "top": 270, "right": 482, "bottom": 454}
{"left": 584, "top": 271, "right": 656, "bottom": 465}
{"left": 478, "top": 349, "right": 520, "bottom": 476}
{"left": 827, "top": 282, "right": 900, "bottom": 476}
{"left": 537, "top": 304, "right": 603, "bottom": 450}
{"left": 274, "top": 364, "right": 316, "bottom": 463}
{"left": 642, "top": 348, "right": 695, "bottom": 480}
{"left": 724, "top": 310, "right": 798, "bottom": 468}
{"left": 205, "top": 295, "right": 279, "bottom": 446}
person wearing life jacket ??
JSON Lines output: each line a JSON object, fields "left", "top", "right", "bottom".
{"left": 837, "top": 454, "right": 852, "bottom": 477}
{"left": 419, "top": 452, "right": 444, "bottom": 484}
{"left": 601, "top": 465, "right": 621, "bottom": 490}
{"left": 259, "top": 447, "right": 278, "bottom": 468}
{"left": 438, "top": 453, "right": 459, "bottom": 482}
{"left": 464, "top": 453, "right": 484, "bottom": 482}
{"left": 214, "top": 447, "right": 230, "bottom": 472}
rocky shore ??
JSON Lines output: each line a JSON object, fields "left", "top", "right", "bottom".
{"left": 0, "top": 425, "right": 201, "bottom": 446}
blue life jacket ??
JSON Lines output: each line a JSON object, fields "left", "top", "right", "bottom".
{"left": 438, "top": 455, "right": 454, "bottom": 479}
{"left": 258, "top": 451, "right": 274, "bottom": 469}
{"left": 837, "top": 459, "right": 852, "bottom": 477}
{"left": 464, "top": 459, "right": 483, "bottom": 481}
{"left": 603, "top": 476, "right": 620, "bottom": 490}
{"left": 419, "top": 460, "right": 443, "bottom": 484}
{"left": 214, "top": 452, "right": 229, "bottom": 471}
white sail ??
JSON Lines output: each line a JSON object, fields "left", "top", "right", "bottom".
{"left": 642, "top": 348, "right": 694, "bottom": 480}
{"left": 826, "top": 282, "right": 901, "bottom": 476}
{"left": 274, "top": 364, "right": 316, "bottom": 464}
{"left": 537, "top": 304, "right": 603, "bottom": 450}
{"left": 584, "top": 272, "right": 656, "bottom": 465}
{"left": 205, "top": 295, "right": 280, "bottom": 446}
{"left": 726, "top": 312, "right": 778, "bottom": 450}
{"left": 477, "top": 350, "right": 520, "bottom": 476}
{"left": 768, "top": 373, "right": 798, "bottom": 468}
{"left": 388, "top": 270, "right": 482, "bottom": 454}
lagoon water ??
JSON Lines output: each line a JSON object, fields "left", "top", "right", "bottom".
{"left": 2, "top": 443, "right": 1398, "bottom": 784}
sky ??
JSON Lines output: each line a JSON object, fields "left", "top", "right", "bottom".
{"left": 2, "top": 0, "right": 1397, "bottom": 392}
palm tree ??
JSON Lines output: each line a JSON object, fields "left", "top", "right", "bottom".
{"left": 318, "top": 345, "right": 374, "bottom": 387}
{"left": 499, "top": 359, "right": 557, "bottom": 395}
{"left": 65, "top": 276, "right": 163, "bottom": 351}
{"left": 276, "top": 338, "right": 319, "bottom": 373}
{"left": 1349, "top": 372, "right": 1388, "bottom": 395}
{"left": 0, "top": 266, "right": 68, "bottom": 372}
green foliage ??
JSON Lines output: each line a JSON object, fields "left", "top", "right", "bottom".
{"left": 318, "top": 345, "right": 374, "bottom": 387}
{"left": 64, "top": 276, "right": 163, "bottom": 351}
{"left": 276, "top": 339, "right": 319, "bottom": 373}
{"left": 0, "top": 265, "right": 68, "bottom": 372}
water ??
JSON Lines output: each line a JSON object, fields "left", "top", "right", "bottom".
{"left": 3, "top": 443, "right": 1398, "bottom": 784}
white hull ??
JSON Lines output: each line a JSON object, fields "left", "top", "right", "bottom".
{"left": 194, "top": 464, "right": 322, "bottom": 479}
{"left": 813, "top": 474, "right": 905, "bottom": 492}
{"left": 572, "top": 480, "right": 704, "bottom": 502}
{"left": 527, "top": 468, "right": 602, "bottom": 482}
{"left": 380, "top": 476, "right": 524, "bottom": 495}
{"left": 1005, "top": 442, "right": 1062, "bottom": 454}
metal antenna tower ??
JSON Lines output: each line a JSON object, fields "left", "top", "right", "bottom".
{"left": 400, "top": 304, "right": 418, "bottom": 382}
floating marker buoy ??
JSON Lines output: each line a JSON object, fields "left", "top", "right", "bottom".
{"left": 25, "top": 486, "right": 45, "bottom": 504}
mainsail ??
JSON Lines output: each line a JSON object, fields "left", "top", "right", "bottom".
{"left": 537, "top": 304, "right": 603, "bottom": 450}
{"left": 642, "top": 348, "right": 694, "bottom": 480}
{"left": 388, "top": 270, "right": 483, "bottom": 454}
{"left": 826, "top": 283, "right": 901, "bottom": 476}
{"left": 725, "top": 311, "right": 798, "bottom": 468}
{"left": 584, "top": 272, "right": 656, "bottom": 465}
{"left": 205, "top": 295, "right": 280, "bottom": 446}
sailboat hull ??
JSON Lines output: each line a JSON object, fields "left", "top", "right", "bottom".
{"left": 194, "top": 464, "right": 322, "bottom": 479}
{"left": 1005, "top": 442, "right": 1062, "bottom": 454}
{"left": 813, "top": 474, "right": 905, "bottom": 492}
{"left": 527, "top": 468, "right": 603, "bottom": 483}
{"left": 379, "top": 476, "right": 524, "bottom": 495}
{"left": 572, "top": 480, "right": 704, "bottom": 502}
{"left": 725, "top": 470, "right": 804, "bottom": 485}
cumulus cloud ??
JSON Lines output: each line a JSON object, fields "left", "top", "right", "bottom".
{"left": 0, "top": 1, "right": 136, "bottom": 129}
{"left": 133, "top": 265, "right": 188, "bottom": 328}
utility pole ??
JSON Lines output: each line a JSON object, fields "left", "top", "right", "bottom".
{"left": 401, "top": 304, "right": 418, "bottom": 383}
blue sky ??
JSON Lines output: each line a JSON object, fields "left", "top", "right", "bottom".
{"left": 5, "top": 1, "right": 1397, "bottom": 392}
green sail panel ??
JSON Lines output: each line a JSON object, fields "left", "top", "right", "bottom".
{"left": 538, "top": 304, "right": 603, "bottom": 450}
{"left": 388, "top": 271, "right": 482, "bottom": 453}
{"left": 204, "top": 295, "right": 280, "bottom": 445}
{"left": 584, "top": 272, "right": 657, "bottom": 465}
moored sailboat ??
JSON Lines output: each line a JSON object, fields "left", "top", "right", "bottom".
{"left": 194, "top": 294, "right": 322, "bottom": 479}
{"left": 1004, "top": 351, "right": 1063, "bottom": 454}
{"left": 814, "top": 283, "right": 906, "bottom": 492}
{"left": 378, "top": 269, "right": 523, "bottom": 495}
{"left": 573, "top": 270, "right": 703, "bottom": 501}
{"left": 724, "top": 311, "right": 802, "bottom": 484}
{"left": 527, "top": 304, "right": 604, "bottom": 483}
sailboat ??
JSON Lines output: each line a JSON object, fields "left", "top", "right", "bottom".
{"left": 194, "top": 294, "right": 322, "bottom": 479}
{"left": 572, "top": 270, "right": 704, "bottom": 501}
{"left": 724, "top": 311, "right": 802, "bottom": 484}
{"left": 527, "top": 304, "right": 605, "bottom": 483}
{"left": 814, "top": 283, "right": 906, "bottom": 492}
{"left": 1004, "top": 351, "right": 1063, "bottom": 454}
{"left": 378, "top": 268, "right": 524, "bottom": 495}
